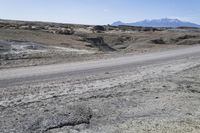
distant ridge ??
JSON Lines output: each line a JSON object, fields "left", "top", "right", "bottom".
{"left": 112, "top": 18, "right": 200, "bottom": 28}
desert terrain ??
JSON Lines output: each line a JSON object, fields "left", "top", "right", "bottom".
{"left": 1, "top": 19, "right": 200, "bottom": 133}
{"left": 1, "top": 19, "right": 200, "bottom": 68}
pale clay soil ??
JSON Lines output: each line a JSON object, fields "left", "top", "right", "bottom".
{"left": 1, "top": 27, "right": 200, "bottom": 69}
{"left": 1, "top": 20, "right": 200, "bottom": 133}
{"left": 1, "top": 55, "right": 200, "bottom": 133}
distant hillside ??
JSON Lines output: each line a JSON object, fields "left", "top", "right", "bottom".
{"left": 112, "top": 18, "right": 200, "bottom": 28}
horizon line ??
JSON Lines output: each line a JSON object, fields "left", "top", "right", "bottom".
{"left": 0, "top": 17, "right": 200, "bottom": 26}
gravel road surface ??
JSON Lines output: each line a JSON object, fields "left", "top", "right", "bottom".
{"left": 1, "top": 46, "right": 200, "bottom": 133}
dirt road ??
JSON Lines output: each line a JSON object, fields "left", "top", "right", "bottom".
{"left": 1, "top": 45, "right": 200, "bottom": 87}
{"left": 1, "top": 46, "right": 200, "bottom": 133}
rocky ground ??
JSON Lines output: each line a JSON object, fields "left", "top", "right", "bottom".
{"left": 1, "top": 19, "right": 200, "bottom": 68}
{"left": 1, "top": 20, "right": 200, "bottom": 133}
{"left": 1, "top": 54, "right": 200, "bottom": 133}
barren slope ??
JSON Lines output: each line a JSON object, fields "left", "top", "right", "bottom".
{"left": 1, "top": 20, "right": 200, "bottom": 68}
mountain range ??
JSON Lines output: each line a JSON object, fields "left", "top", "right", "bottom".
{"left": 112, "top": 18, "right": 200, "bottom": 28}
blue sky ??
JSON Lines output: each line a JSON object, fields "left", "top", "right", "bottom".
{"left": 0, "top": 0, "right": 199, "bottom": 25}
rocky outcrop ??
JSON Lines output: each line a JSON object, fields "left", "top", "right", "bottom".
{"left": 151, "top": 38, "right": 166, "bottom": 44}
{"left": 86, "top": 37, "right": 116, "bottom": 51}
{"left": 0, "top": 21, "right": 75, "bottom": 35}
{"left": 92, "top": 26, "right": 106, "bottom": 33}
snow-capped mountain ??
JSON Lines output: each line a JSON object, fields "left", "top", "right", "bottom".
{"left": 112, "top": 18, "right": 200, "bottom": 28}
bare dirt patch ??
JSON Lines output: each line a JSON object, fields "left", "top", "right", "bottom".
{"left": 0, "top": 20, "right": 200, "bottom": 68}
